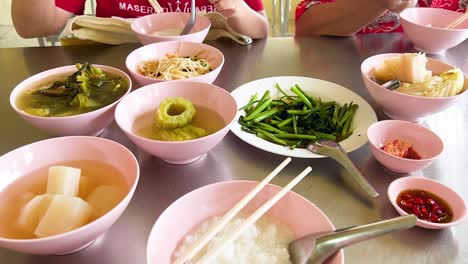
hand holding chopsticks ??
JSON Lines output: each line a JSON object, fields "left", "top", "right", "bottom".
{"left": 174, "top": 157, "right": 313, "bottom": 264}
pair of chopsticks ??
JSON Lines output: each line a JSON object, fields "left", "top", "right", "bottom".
{"left": 445, "top": 10, "right": 468, "bottom": 29}
{"left": 148, "top": 0, "right": 163, "bottom": 13}
{"left": 174, "top": 157, "right": 312, "bottom": 264}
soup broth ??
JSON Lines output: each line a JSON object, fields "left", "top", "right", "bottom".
{"left": 16, "top": 67, "right": 129, "bottom": 117}
{"left": 0, "top": 160, "right": 129, "bottom": 239}
{"left": 148, "top": 27, "right": 183, "bottom": 36}
{"left": 136, "top": 105, "right": 226, "bottom": 141}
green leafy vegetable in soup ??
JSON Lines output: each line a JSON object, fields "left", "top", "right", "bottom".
{"left": 17, "top": 63, "right": 129, "bottom": 117}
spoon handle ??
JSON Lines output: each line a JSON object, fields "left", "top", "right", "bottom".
{"left": 309, "top": 215, "right": 417, "bottom": 263}
{"left": 333, "top": 150, "right": 379, "bottom": 198}
{"left": 180, "top": 0, "right": 196, "bottom": 35}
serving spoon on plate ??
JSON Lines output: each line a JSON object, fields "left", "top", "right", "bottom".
{"left": 307, "top": 140, "right": 379, "bottom": 198}
{"left": 289, "top": 215, "right": 417, "bottom": 264}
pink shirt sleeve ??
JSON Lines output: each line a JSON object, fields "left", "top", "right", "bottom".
{"left": 245, "top": 0, "right": 264, "bottom": 12}
{"left": 295, "top": 0, "right": 334, "bottom": 22}
{"left": 55, "top": 0, "right": 86, "bottom": 15}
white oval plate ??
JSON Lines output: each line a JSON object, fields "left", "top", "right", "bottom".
{"left": 230, "top": 76, "right": 377, "bottom": 158}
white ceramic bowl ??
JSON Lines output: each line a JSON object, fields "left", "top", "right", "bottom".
{"left": 400, "top": 8, "right": 468, "bottom": 54}
{"left": 125, "top": 41, "right": 224, "bottom": 87}
{"left": 361, "top": 53, "right": 468, "bottom": 122}
{"left": 367, "top": 120, "right": 443, "bottom": 173}
{"left": 131, "top": 12, "right": 211, "bottom": 45}
{"left": 388, "top": 176, "right": 467, "bottom": 229}
{"left": 10, "top": 65, "right": 132, "bottom": 136}
{"left": 146, "top": 180, "right": 344, "bottom": 264}
{"left": 0, "top": 136, "right": 139, "bottom": 255}
{"left": 115, "top": 81, "right": 237, "bottom": 164}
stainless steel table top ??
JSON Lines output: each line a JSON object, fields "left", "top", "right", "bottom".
{"left": 0, "top": 35, "right": 467, "bottom": 263}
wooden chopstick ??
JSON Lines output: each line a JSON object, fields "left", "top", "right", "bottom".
{"left": 198, "top": 166, "right": 313, "bottom": 264}
{"left": 174, "top": 157, "right": 292, "bottom": 264}
{"left": 148, "top": 0, "right": 163, "bottom": 13}
{"left": 445, "top": 10, "right": 468, "bottom": 29}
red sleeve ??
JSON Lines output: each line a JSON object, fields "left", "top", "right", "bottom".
{"left": 245, "top": 0, "right": 264, "bottom": 12}
{"left": 295, "top": 0, "right": 334, "bottom": 22}
{"left": 55, "top": 0, "right": 86, "bottom": 15}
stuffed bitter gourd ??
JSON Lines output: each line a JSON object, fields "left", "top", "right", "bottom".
{"left": 155, "top": 97, "right": 196, "bottom": 129}
{"left": 152, "top": 125, "right": 207, "bottom": 141}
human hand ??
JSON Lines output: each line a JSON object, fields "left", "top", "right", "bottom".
{"left": 381, "top": 0, "right": 417, "bottom": 13}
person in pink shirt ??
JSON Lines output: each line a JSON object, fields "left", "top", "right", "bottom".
{"left": 295, "top": 0, "right": 467, "bottom": 36}
{"left": 12, "top": 0, "right": 268, "bottom": 39}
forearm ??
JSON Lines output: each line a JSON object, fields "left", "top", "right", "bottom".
{"left": 217, "top": 1, "right": 269, "bottom": 39}
{"left": 295, "top": 0, "right": 387, "bottom": 37}
{"left": 12, "top": 0, "right": 72, "bottom": 38}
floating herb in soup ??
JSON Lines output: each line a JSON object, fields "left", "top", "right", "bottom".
{"left": 16, "top": 63, "right": 129, "bottom": 117}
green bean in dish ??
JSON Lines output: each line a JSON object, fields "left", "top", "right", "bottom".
{"left": 238, "top": 84, "right": 359, "bottom": 150}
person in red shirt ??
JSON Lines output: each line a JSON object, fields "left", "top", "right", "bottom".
{"left": 12, "top": 0, "right": 268, "bottom": 39}
{"left": 295, "top": 0, "right": 467, "bottom": 36}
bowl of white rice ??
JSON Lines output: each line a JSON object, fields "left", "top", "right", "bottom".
{"left": 146, "top": 180, "right": 344, "bottom": 264}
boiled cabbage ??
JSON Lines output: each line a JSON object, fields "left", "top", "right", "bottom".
{"left": 396, "top": 69, "right": 465, "bottom": 97}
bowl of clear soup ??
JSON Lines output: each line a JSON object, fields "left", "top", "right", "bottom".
{"left": 131, "top": 12, "right": 211, "bottom": 45}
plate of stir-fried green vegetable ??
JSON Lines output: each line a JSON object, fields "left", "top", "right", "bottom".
{"left": 230, "top": 76, "right": 377, "bottom": 158}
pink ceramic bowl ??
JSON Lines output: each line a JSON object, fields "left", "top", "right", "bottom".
{"left": 9, "top": 65, "right": 132, "bottom": 136}
{"left": 0, "top": 136, "right": 139, "bottom": 254}
{"left": 125, "top": 41, "right": 224, "bottom": 86}
{"left": 400, "top": 8, "right": 468, "bottom": 54}
{"left": 367, "top": 120, "right": 443, "bottom": 173}
{"left": 361, "top": 53, "right": 468, "bottom": 122}
{"left": 114, "top": 81, "right": 237, "bottom": 164}
{"left": 388, "top": 176, "right": 467, "bottom": 229}
{"left": 131, "top": 12, "right": 211, "bottom": 45}
{"left": 146, "top": 180, "right": 344, "bottom": 264}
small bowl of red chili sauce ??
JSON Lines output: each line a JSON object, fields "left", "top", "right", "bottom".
{"left": 388, "top": 176, "right": 467, "bottom": 229}
{"left": 367, "top": 120, "right": 443, "bottom": 173}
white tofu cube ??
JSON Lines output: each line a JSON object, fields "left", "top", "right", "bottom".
{"left": 86, "top": 185, "right": 126, "bottom": 219}
{"left": 17, "top": 194, "right": 55, "bottom": 233}
{"left": 46, "top": 166, "right": 81, "bottom": 196}
{"left": 34, "top": 195, "right": 92, "bottom": 238}
{"left": 78, "top": 176, "right": 97, "bottom": 199}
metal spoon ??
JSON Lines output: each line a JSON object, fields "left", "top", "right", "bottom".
{"left": 307, "top": 140, "right": 379, "bottom": 198}
{"left": 180, "top": 0, "right": 196, "bottom": 35}
{"left": 382, "top": 79, "right": 401, "bottom": 90}
{"left": 289, "top": 215, "right": 417, "bottom": 264}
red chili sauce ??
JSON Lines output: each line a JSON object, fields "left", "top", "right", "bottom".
{"left": 397, "top": 189, "right": 453, "bottom": 223}
{"left": 381, "top": 139, "right": 421, "bottom": 159}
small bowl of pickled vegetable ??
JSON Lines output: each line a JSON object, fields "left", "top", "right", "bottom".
{"left": 367, "top": 120, "right": 443, "bottom": 173}
{"left": 361, "top": 53, "right": 468, "bottom": 122}
{"left": 388, "top": 176, "right": 467, "bottom": 229}
{"left": 114, "top": 81, "right": 237, "bottom": 164}
{"left": 10, "top": 63, "right": 132, "bottom": 136}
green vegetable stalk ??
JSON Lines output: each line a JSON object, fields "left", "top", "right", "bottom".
{"left": 237, "top": 83, "right": 359, "bottom": 149}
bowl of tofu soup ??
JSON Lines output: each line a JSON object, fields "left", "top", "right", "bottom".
{"left": 9, "top": 63, "right": 132, "bottom": 136}
{"left": 131, "top": 12, "right": 211, "bottom": 45}
{"left": 114, "top": 81, "right": 237, "bottom": 164}
{"left": 0, "top": 136, "right": 139, "bottom": 255}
